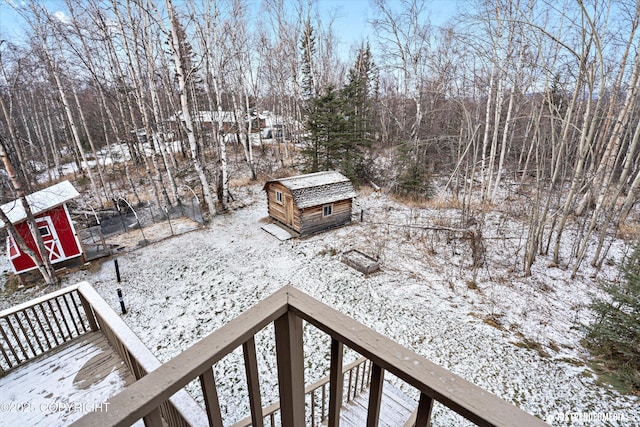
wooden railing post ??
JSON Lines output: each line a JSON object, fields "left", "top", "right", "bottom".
{"left": 243, "top": 337, "right": 264, "bottom": 427}
{"left": 328, "top": 339, "right": 344, "bottom": 427}
{"left": 274, "top": 311, "right": 305, "bottom": 427}
{"left": 414, "top": 392, "right": 434, "bottom": 427}
{"left": 366, "top": 363, "right": 385, "bottom": 427}
{"left": 142, "top": 408, "right": 164, "bottom": 427}
{"left": 200, "top": 367, "right": 224, "bottom": 427}
{"left": 77, "top": 292, "right": 99, "bottom": 332}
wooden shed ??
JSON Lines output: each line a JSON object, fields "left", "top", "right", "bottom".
{"left": 0, "top": 180, "right": 84, "bottom": 275}
{"left": 264, "top": 171, "right": 357, "bottom": 236}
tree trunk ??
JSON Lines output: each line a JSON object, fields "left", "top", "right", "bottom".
{"left": 166, "top": 0, "right": 217, "bottom": 217}
{"left": 0, "top": 137, "right": 58, "bottom": 285}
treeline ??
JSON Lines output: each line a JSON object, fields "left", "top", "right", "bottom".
{"left": 0, "top": 0, "right": 639, "bottom": 276}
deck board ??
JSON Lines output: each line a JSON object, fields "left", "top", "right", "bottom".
{"left": 323, "top": 382, "right": 416, "bottom": 427}
{"left": 0, "top": 331, "right": 135, "bottom": 426}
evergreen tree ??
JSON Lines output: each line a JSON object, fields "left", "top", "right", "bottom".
{"left": 584, "top": 243, "right": 640, "bottom": 392}
{"left": 395, "top": 142, "right": 433, "bottom": 198}
{"left": 302, "top": 43, "right": 378, "bottom": 184}
{"left": 304, "top": 86, "right": 348, "bottom": 172}
{"left": 341, "top": 43, "right": 376, "bottom": 182}
{"left": 300, "top": 18, "right": 317, "bottom": 100}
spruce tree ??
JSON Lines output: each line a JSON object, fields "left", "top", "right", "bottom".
{"left": 300, "top": 18, "right": 317, "bottom": 100}
{"left": 584, "top": 243, "right": 640, "bottom": 392}
{"left": 341, "top": 43, "right": 376, "bottom": 182}
{"left": 302, "top": 43, "right": 378, "bottom": 184}
{"left": 395, "top": 142, "right": 433, "bottom": 198}
{"left": 304, "top": 86, "right": 348, "bottom": 172}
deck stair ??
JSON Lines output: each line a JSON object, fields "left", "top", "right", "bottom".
{"left": 324, "top": 381, "right": 415, "bottom": 426}
{"left": 233, "top": 357, "right": 416, "bottom": 427}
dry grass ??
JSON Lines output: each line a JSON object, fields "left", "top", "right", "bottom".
{"left": 274, "top": 168, "right": 299, "bottom": 179}
{"left": 483, "top": 315, "right": 506, "bottom": 331}
{"left": 389, "top": 193, "right": 429, "bottom": 208}
{"left": 425, "top": 195, "right": 463, "bottom": 209}
{"left": 466, "top": 280, "right": 480, "bottom": 290}
{"left": 358, "top": 185, "right": 375, "bottom": 197}
{"left": 617, "top": 221, "right": 640, "bottom": 240}
{"left": 514, "top": 337, "right": 551, "bottom": 358}
{"left": 229, "top": 177, "right": 255, "bottom": 188}
{"left": 431, "top": 216, "right": 455, "bottom": 228}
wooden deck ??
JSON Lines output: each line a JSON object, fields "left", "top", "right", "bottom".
{"left": 324, "top": 382, "right": 416, "bottom": 426}
{"left": 0, "top": 331, "right": 134, "bottom": 426}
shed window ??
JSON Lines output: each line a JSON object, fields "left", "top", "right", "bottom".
{"left": 38, "top": 225, "right": 51, "bottom": 237}
{"left": 276, "top": 190, "right": 283, "bottom": 204}
{"left": 323, "top": 204, "right": 333, "bottom": 217}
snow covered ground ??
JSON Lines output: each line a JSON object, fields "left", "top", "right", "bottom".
{"left": 35, "top": 134, "right": 274, "bottom": 184}
{"left": 2, "top": 183, "right": 638, "bottom": 426}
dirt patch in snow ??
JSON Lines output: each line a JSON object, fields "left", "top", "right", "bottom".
{"left": 105, "top": 217, "right": 202, "bottom": 250}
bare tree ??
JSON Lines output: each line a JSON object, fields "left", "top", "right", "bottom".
{"left": 0, "top": 134, "right": 57, "bottom": 285}
{"left": 166, "top": 0, "right": 217, "bottom": 216}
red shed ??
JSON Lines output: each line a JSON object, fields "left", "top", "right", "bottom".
{"left": 0, "top": 181, "right": 83, "bottom": 275}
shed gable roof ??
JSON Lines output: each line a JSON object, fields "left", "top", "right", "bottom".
{"left": 0, "top": 180, "right": 80, "bottom": 228}
{"left": 266, "top": 171, "right": 356, "bottom": 209}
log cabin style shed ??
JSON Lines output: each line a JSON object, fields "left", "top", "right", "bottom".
{"left": 264, "top": 171, "right": 357, "bottom": 236}
{"left": 0, "top": 180, "right": 84, "bottom": 275}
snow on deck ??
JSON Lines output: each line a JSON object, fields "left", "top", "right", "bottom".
{"left": 0, "top": 331, "right": 134, "bottom": 426}
{"left": 0, "top": 180, "right": 79, "bottom": 227}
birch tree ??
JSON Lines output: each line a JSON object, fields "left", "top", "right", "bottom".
{"left": 15, "top": 3, "right": 102, "bottom": 204}
{"left": 0, "top": 133, "right": 58, "bottom": 285}
{"left": 166, "top": 0, "right": 217, "bottom": 216}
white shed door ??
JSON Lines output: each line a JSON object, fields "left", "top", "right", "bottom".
{"left": 36, "top": 216, "right": 65, "bottom": 262}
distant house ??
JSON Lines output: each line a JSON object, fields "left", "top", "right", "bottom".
{"left": 264, "top": 171, "right": 357, "bottom": 236}
{"left": 168, "top": 110, "right": 240, "bottom": 134}
{"left": 257, "top": 111, "right": 303, "bottom": 140}
{"left": 0, "top": 180, "right": 84, "bottom": 275}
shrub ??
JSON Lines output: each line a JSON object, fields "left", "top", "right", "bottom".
{"left": 583, "top": 243, "right": 640, "bottom": 393}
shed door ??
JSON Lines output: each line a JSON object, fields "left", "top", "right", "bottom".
{"left": 284, "top": 194, "right": 294, "bottom": 227}
{"left": 36, "top": 216, "right": 65, "bottom": 262}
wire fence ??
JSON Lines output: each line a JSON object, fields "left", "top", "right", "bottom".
{"left": 95, "top": 197, "right": 203, "bottom": 236}
{"left": 78, "top": 197, "right": 203, "bottom": 259}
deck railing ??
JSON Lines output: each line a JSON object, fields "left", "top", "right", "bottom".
{"left": 73, "top": 285, "right": 548, "bottom": 427}
{"left": 0, "top": 282, "right": 205, "bottom": 426}
{"left": 76, "top": 283, "right": 206, "bottom": 427}
{"left": 0, "top": 285, "right": 93, "bottom": 373}
{"left": 232, "top": 357, "right": 372, "bottom": 427}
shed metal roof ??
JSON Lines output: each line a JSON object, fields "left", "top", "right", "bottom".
{"left": 0, "top": 180, "right": 80, "bottom": 228}
{"left": 266, "top": 171, "right": 356, "bottom": 209}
